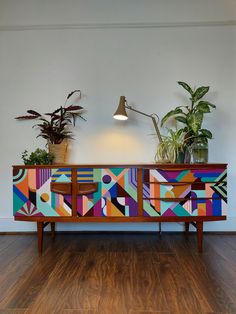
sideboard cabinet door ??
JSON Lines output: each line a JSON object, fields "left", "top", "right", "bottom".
{"left": 13, "top": 167, "right": 72, "bottom": 217}
{"left": 143, "top": 167, "right": 227, "bottom": 217}
{"left": 76, "top": 168, "right": 138, "bottom": 217}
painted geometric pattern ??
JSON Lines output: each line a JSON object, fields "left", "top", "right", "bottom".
{"left": 143, "top": 168, "right": 227, "bottom": 217}
{"left": 77, "top": 168, "right": 138, "bottom": 217}
{"left": 13, "top": 168, "right": 72, "bottom": 217}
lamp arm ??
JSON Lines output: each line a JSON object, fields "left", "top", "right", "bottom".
{"left": 125, "top": 104, "right": 163, "bottom": 143}
{"left": 151, "top": 115, "right": 163, "bottom": 144}
{"left": 125, "top": 104, "right": 152, "bottom": 118}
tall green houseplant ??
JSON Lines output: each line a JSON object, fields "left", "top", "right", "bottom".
{"left": 161, "top": 81, "right": 216, "bottom": 163}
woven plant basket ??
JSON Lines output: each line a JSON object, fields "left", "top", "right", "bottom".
{"left": 48, "top": 142, "right": 68, "bottom": 164}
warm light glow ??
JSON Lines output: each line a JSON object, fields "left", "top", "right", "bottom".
{"left": 113, "top": 114, "right": 128, "bottom": 121}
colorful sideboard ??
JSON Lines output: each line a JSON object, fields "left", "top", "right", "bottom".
{"left": 13, "top": 164, "right": 227, "bottom": 253}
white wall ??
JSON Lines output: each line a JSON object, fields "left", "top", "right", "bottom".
{"left": 0, "top": 0, "right": 236, "bottom": 231}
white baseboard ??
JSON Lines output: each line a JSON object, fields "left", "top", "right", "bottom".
{"left": 0, "top": 217, "right": 236, "bottom": 232}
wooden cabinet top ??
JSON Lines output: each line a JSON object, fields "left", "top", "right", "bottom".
{"left": 12, "top": 163, "right": 227, "bottom": 169}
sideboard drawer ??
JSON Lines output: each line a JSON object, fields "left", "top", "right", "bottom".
{"left": 143, "top": 197, "right": 227, "bottom": 217}
{"left": 143, "top": 168, "right": 227, "bottom": 183}
{"left": 143, "top": 181, "right": 227, "bottom": 201}
{"left": 76, "top": 168, "right": 138, "bottom": 217}
{"left": 13, "top": 167, "right": 72, "bottom": 217}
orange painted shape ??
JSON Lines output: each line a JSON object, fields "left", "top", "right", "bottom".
{"left": 198, "top": 203, "right": 206, "bottom": 216}
{"left": 150, "top": 183, "right": 160, "bottom": 198}
{"left": 28, "top": 169, "right": 36, "bottom": 191}
{"left": 16, "top": 172, "right": 29, "bottom": 198}
{"left": 172, "top": 184, "right": 190, "bottom": 197}
{"left": 56, "top": 205, "right": 70, "bottom": 216}
{"left": 106, "top": 198, "right": 111, "bottom": 216}
{"left": 181, "top": 172, "right": 195, "bottom": 182}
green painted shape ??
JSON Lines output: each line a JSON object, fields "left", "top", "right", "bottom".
{"left": 36, "top": 193, "right": 59, "bottom": 216}
{"left": 160, "top": 185, "right": 173, "bottom": 198}
{"left": 109, "top": 168, "right": 125, "bottom": 177}
{"left": 192, "top": 190, "right": 205, "bottom": 198}
{"left": 125, "top": 206, "right": 129, "bottom": 217}
{"left": 202, "top": 177, "right": 218, "bottom": 182}
{"left": 40, "top": 206, "right": 59, "bottom": 216}
{"left": 55, "top": 174, "right": 71, "bottom": 183}
{"left": 172, "top": 204, "right": 191, "bottom": 216}
{"left": 124, "top": 171, "right": 137, "bottom": 201}
{"left": 13, "top": 193, "right": 26, "bottom": 214}
{"left": 51, "top": 192, "right": 56, "bottom": 209}
{"left": 143, "top": 200, "right": 159, "bottom": 217}
{"left": 216, "top": 169, "right": 227, "bottom": 182}
{"left": 93, "top": 169, "right": 102, "bottom": 203}
{"left": 176, "top": 170, "right": 189, "bottom": 181}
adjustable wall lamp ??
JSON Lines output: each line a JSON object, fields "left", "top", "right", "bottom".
{"left": 113, "top": 96, "right": 163, "bottom": 144}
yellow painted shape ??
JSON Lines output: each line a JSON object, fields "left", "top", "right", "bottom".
{"left": 40, "top": 193, "right": 49, "bottom": 202}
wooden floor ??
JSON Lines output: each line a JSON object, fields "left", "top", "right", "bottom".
{"left": 0, "top": 232, "right": 236, "bottom": 314}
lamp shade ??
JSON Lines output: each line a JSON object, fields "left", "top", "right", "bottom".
{"left": 113, "top": 96, "right": 128, "bottom": 120}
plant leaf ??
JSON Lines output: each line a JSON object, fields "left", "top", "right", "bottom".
{"left": 175, "top": 116, "right": 187, "bottom": 124}
{"left": 177, "top": 81, "right": 193, "bottom": 96}
{"left": 15, "top": 115, "right": 38, "bottom": 120}
{"left": 161, "top": 108, "right": 184, "bottom": 126}
{"left": 187, "top": 112, "right": 203, "bottom": 133}
{"left": 195, "top": 102, "right": 211, "bottom": 113}
{"left": 192, "top": 86, "right": 209, "bottom": 102}
{"left": 198, "top": 101, "right": 216, "bottom": 109}
{"left": 200, "top": 129, "right": 213, "bottom": 139}
{"left": 66, "top": 90, "right": 81, "bottom": 100}
{"left": 27, "top": 110, "right": 41, "bottom": 116}
{"left": 66, "top": 105, "right": 83, "bottom": 111}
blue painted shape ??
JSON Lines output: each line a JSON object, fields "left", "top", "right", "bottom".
{"left": 13, "top": 185, "right": 28, "bottom": 203}
{"left": 212, "top": 198, "right": 222, "bottom": 216}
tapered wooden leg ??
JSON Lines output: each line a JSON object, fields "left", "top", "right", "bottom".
{"left": 37, "top": 222, "right": 44, "bottom": 255}
{"left": 51, "top": 222, "right": 55, "bottom": 238}
{"left": 196, "top": 221, "right": 203, "bottom": 253}
{"left": 185, "top": 222, "right": 190, "bottom": 234}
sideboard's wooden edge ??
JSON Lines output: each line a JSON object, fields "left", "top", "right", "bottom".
{"left": 12, "top": 163, "right": 228, "bottom": 169}
{"left": 14, "top": 216, "right": 226, "bottom": 223}
{"left": 1, "top": 230, "right": 234, "bottom": 236}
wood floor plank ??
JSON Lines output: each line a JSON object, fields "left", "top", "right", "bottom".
{"left": 0, "top": 235, "right": 19, "bottom": 253}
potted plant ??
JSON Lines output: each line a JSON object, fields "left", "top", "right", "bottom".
{"left": 15, "top": 90, "right": 86, "bottom": 163}
{"left": 21, "top": 148, "right": 54, "bottom": 165}
{"left": 155, "top": 128, "right": 191, "bottom": 163}
{"left": 161, "top": 81, "right": 216, "bottom": 163}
